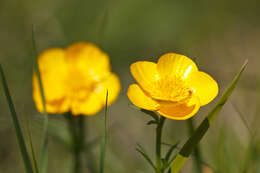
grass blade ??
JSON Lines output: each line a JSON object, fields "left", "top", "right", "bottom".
{"left": 100, "top": 91, "right": 108, "bottom": 173}
{"left": 165, "top": 142, "right": 179, "bottom": 162}
{"left": 136, "top": 143, "right": 156, "bottom": 170}
{"left": 231, "top": 102, "right": 253, "bottom": 137}
{"left": 25, "top": 114, "right": 39, "bottom": 173}
{"left": 171, "top": 60, "right": 248, "bottom": 173}
{"left": 0, "top": 65, "right": 34, "bottom": 173}
{"left": 186, "top": 119, "right": 202, "bottom": 173}
{"left": 32, "top": 26, "right": 49, "bottom": 173}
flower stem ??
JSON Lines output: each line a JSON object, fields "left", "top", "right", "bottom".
{"left": 85, "top": 117, "right": 97, "bottom": 173}
{"left": 76, "top": 115, "right": 85, "bottom": 173}
{"left": 187, "top": 119, "right": 202, "bottom": 173}
{"left": 156, "top": 116, "right": 166, "bottom": 173}
{"left": 66, "top": 113, "right": 85, "bottom": 173}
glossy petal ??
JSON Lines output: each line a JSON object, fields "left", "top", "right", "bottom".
{"left": 127, "top": 84, "right": 159, "bottom": 111}
{"left": 66, "top": 42, "right": 111, "bottom": 82}
{"left": 71, "top": 73, "right": 121, "bottom": 115}
{"left": 130, "top": 61, "right": 160, "bottom": 94}
{"left": 158, "top": 96, "right": 200, "bottom": 120}
{"left": 157, "top": 53, "right": 198, "bottom": 80}
{"left": 187, "top": 71, "right": 218, "bottom": 106}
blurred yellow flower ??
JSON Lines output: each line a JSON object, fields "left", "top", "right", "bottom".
{"left": 127, "top": 53, "right": 218, "bottom": 120}
{"left": 33, "top": 42, "right": 120, "bottom": 116}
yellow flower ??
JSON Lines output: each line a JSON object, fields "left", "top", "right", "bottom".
{"left": 33, "top": 42, "right": 121, "bottom": 116}
{"left": 127, "top": 53, "right": 218, "bottom": 120}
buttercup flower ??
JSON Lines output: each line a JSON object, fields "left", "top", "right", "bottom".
{"left": 127, "top": 53, "right": 218, "bottom": 120}
{"left": 33, "top": 42, "right": 120, "bottom": 115}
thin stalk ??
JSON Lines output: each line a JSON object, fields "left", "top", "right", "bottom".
{"left": 84, "top": 117, "right": 97, "bottom": 172}
{"left": 187, "top": 119, "right": 202, "bottom": 173}
{"left": 24, "top": 114, "right": 39, "bottom": 173}
{"left": 0, "top": 65, "right": 34, "bottom": 173}
{"left": 32, "top": 26, "right": 49, "bottom": 173}
{"left": 156, "top": 116, "right": 166, "bottom": 173}
{"left": 100, "top": 91, "right": 108, "bottom": 173}
{"left": 65, "top": 113, "right": 84, "bottom": 173}
{"left": 73, "top": 116, "right": 83, "bottom": 173}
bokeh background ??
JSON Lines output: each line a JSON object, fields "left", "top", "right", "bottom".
{"left": 0, "top": 0, "right": 260, "bottom": 172}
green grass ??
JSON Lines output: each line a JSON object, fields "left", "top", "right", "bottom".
{"left": 0, "top": 65, "right": 34, "bottom": 173}
{"left": 32, "top": 26, "right": 49, "bottom": 173}
{"left": 100, "top": 91, "right": 108, "bottom": 173}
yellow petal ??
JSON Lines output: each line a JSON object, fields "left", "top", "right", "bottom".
{"left": 71, "top": 94, "right": 103, "bottom": 116}
{"left": 71, "top": 73, "right": 121, "bottom": 115}
{"left": 33, "top": 76, "right": 70, "bottom": 113}
{"left": 66, "top": 42, "right": 111, "bottom": 82}
{"left": 130, "top": 61, "right": 160, "bottom": 94}
{"left": 157, "top": 53, "right": 198, "bottom": 80}
{"left": 187, "top": 71, "right": 218, "bottom": 106}
{"left": 127, "top": 84, "right": 160, "bottom": 111}
{"left": 36, "top": 48, "right": 68, "bottom": 100}
{"left": 33, "top": 48, "right": 70, "bottom": 113}
{"left": 157, "top": 96, "right": 200, "bottom": 120}
{"left": 97, "top": 73, "right": 121, "bottom": 105}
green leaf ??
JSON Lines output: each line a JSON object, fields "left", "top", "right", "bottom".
{"left": 163, "top": 153, "right": 177, "bottom": 172}
{"left": 0, "top": 65, "right": 34, "bottom": 173}
{"left": 32, "top": 26, "right": 49, "bottom": 173}
{"left": 171, "top": 60, "right": 248, "bottom": 173}
{"left": 186, "top": 119, "right": 202, "bottom": 173}
{"left": 100, "top": 91, "right": 108, "bottom": 173}
{"left": 165, "top": 142, "right": 179, "bottom": 162}
{"left": 136, "top": 143, "right": 156, "bottom": 170}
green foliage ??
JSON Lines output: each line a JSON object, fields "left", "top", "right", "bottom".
{"left": 24, "top": 115, "right": 39, "bottom": 173}
{"left": 136, "top": 143, "right": 156, "bottom": 170}
{"left": 32, "top": 26, "right": 49, "bottom": 173}
{"left": 0, "top": 65, "right": 34, "bottom": 173}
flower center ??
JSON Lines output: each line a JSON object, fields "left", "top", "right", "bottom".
{"left": 150, "top": 76, "right": 193, "bottom": 103}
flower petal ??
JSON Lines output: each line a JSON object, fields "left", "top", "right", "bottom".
{"left": 157, "top": 53, "right": 198, "bottom": 80}
{"left": 157, "top": 96, "right": 200, "bottom": 120}
{"left": 66, "top": 42, "right": 111, "bottom": 82}
{"left": 187, "top": 71, "right": 218, "bottom": 106}
{"left": 32, "top": 48, "right": 69, "bottom": 113}
{"left": 33, "top": 76, "right": 70, "bottom": 113}
{"left": 127, "top": 84, "right": 160, "bottom": 111}
{"left": 130, "top": 61, "right": 160, "bottom": 94}
{"left": 71, "top": 73, "right": 121, "bottom": 115}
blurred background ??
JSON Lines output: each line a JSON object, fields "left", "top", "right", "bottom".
{"left": 0, "top": 0, "right": 260, "bottom": 172}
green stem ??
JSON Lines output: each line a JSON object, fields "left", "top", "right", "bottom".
{"left": 187, "top": 119, "right": 202, "bottom": 173}
{"left": 66, "top": 113, "right": 84, "bottom": 173}
{"left": 156, "top": 116, "right": 166, "bottom": 173}
{"left": 84, "top": 118, "right": 97, "bottom": 173}
{"left": 76, "top": 115, "right": 85, "bottom": 173}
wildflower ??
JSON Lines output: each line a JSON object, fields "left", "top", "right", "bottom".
{"left": 127, "top": 53, "right": 218, "bottom": 120}
{"left": 33, "top": 42, "right": 120, "bottom": 115}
